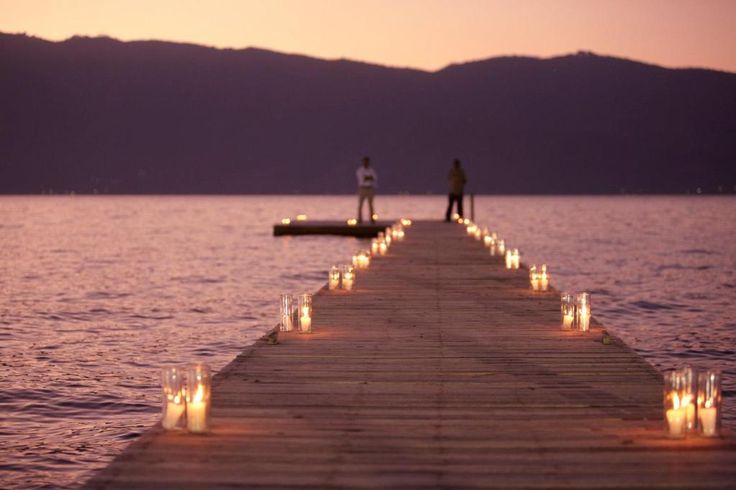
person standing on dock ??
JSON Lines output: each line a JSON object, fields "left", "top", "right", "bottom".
{"left": 445, "top": 158, "right": 467, "bottom": 221}
{"left": 356, "top": 156, "right": 377, "bottom": 223}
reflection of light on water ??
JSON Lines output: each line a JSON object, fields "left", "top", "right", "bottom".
{"left": 1, "top": 195, "right": 735, "bottom": 489}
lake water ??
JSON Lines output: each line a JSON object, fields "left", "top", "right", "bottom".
{"left": 1, "top": 195, "right": 735, "bottom": 489}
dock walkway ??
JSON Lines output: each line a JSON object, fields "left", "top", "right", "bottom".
{"left": 85, "top": 221, "right": 736, "bottom": 489}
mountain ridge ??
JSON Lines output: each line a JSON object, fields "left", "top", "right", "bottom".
{"left": 1, "top": 32, "right": 735, "bottom": 194}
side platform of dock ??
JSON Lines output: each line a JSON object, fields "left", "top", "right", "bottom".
{"left": 85, "top": 221, "right": 736, "bottom": 489}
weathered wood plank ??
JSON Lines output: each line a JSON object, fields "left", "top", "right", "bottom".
{"left": 84, "top": 221, "right": 736, "bottom": 489}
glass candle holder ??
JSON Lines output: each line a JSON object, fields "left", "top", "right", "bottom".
{"left": 298, "top": 293, "right": 313, "bottom": 333}
{"left": 466, "top": 224, "right": 477, "bottom": 236}
{"left": 495, "top": 239, "right": 506, "bottom": 256}
{"left": 378, "top": 240, "right": 388, "bottom": 255}
{"left": 341, "top": 265, "right": 355, "bottom": 291}
{"left": 279, "top": 294, "right": 294, "bottom": 332}
{"left": 561, "top": 293, "right": 575, "bottom": 330}
{"left": 371, "top": 238, "right": 379, "bottom": 255}
{"left": 328, "top": 265, "right": 341, "bottom": 290}
{"left": 483, "top": 233, "right": 494, "bottom": 247}
{"left": 161, "top": 366, "right": 186, "bottom": 430}
{"left": 185, "top": 363, "right": 211, "bottom": 434}
{"left": 384, "top": 228, "right": 392, "bottom": 245}
{"left": 679, "top": 366, "right": 697, "bottom": 433}
{"left": 358, "top": 250, "right": 371, "bottom": 269}
{"left": 575, "top": 292, "right": 591, "bottom": 332}
{"left": 505, "top": 249, "right": 520, "bottom": 269}
{"left": 400, "top": 218, "right": 412, "bottom": 227}
{"left": 529, "top": 265, "right": 539, "bottom": 290}
{"left": 539, "top": 264, "right": 549, "bottom": 291}
{"left": 664, "top": 369, "right": 695, "bottom": 438}
{"left": 697, "top": 369, "right": 721, "bottom": 437}
{"left": 474, "top": 226, "right": 482, "bottom": 240}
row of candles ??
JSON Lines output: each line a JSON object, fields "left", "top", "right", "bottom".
{"left": 461, "top": 216, "right": 724, "bottom": 436}
{"left": 460, "top": 216, "right": 594, "bottom": 332}
{"left": 158, "top": 218, "right": 412, "bottom": 433}
{"left": 279, "top": 219, "right": 412, "bottom": 335}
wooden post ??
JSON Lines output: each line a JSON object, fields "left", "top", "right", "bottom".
{"left": 470, "top": 193, "right": 475, "bottom": 221}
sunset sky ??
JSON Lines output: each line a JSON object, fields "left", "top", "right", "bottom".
{"left": 1, "top": 0, "right": 735, "bottom": 72}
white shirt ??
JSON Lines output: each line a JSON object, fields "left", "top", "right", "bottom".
{"left": 356, "top": 166, "right": 377, "bottom": 188}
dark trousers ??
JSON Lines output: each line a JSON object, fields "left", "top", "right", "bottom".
{"left": 445, "top": 193, "right": 463, "bottom": 221}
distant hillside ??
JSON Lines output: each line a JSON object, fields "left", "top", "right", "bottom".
{"left": 1, "top": 33, "right": 735, "bottom": 194}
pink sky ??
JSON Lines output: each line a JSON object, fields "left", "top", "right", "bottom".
{"left": 1, "top": 0, "right": 735, "bottom": 72}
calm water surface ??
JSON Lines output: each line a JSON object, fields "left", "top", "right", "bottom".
{"left": 1, "top": 196, "right": 735, "bottom": 489}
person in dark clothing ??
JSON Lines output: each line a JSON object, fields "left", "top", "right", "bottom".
{"left": 445, "top": 159, "right": 467, "bottom": 221}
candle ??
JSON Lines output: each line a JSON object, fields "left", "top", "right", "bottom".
{"left": 563, "top": 313, "right": 574, "bottom": 328}
{"left": 666, "top": 405, "right": 686, "bottom": 437}
{"left": 298, "top": 293, "right": 313, "bottom": 333}
{"left": 400, "top": 218, "right": 412, "bottom": 227}
{"left": 483, "top": 234, "right": 493, "bottom": 247}
{"left": 539, "top": 264, "right": 549, "bottom": 291}
{"left": 576, "top": 293, "right": 591, "bottom": 332}
{"left": 697, "top": 370, "right": 721, "bottom": 437}
{"left": 281, "top": 218, "right": 291, "bottom": 225}
{"left": 341, "top": 265, "right": 355, "bottom": 290}
{"left": 342, "top": 275, "right": 354, "bottom": 290}
{"left": 505, "top": 249, "right": 520, "bottom": 269}
{"left": 529, "top": 265, "right": 539, "bottom": 291}
{"left": 162, "top": 393, "right": 185, "bottom": 430}
{"left": 296, "top": 214, "right": 307, "bottom": 221}
{"left": 300, "top": 312, "right": 312, "bottom": 331}
{"left": 347, "top": 218, "right": 357, "bottom": 226}
{"left": 187, "top": 384, "right": 208, "bottom": 433}
{"left": 371, "top": 239, "right": 379, "bottom": 254}
{"left": 185, "top": 364, "right": 211, "bottom": 434}
{"left": 378, "top": 241, "right": 387, "bottom": 255}
{"left": 496, "top": 239, "right": 506, "bottom": 256}
{"left": 328, "top": 266, "right": 340, "bottom": 290}
{"left": 699, "top": 407, "right": 718, "bottom": 436}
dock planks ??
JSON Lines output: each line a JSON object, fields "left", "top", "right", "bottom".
{"left": 84, "top": 221, "right": 736, "bottom": 489}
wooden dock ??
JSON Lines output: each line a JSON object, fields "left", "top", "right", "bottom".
{"left": 273, "top": 220, "right": 394, "bottom": 237}
{"left": 85, "top": 221, "right": 736, "bottom": 489}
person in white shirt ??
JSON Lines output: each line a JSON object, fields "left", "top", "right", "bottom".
{"left": 356, "top": 156, "right": 377, "bottom": 223}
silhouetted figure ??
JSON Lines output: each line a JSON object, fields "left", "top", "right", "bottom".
{"left": 356, "top": 157, "right": 377, "bottom": 223}
{"left": 445, "top": 159, "right": 467, "bottom": 221}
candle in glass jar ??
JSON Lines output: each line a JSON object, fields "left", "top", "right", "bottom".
{"left": 300, "top": 308, "right": 312, "bottom": 331}
{"left": 163, "top": 393, "right": 185, "bottom": 430}
{"left": 185, "top": 364, "right": 211, "bottom": 434}
{"left": 666, "top": 397, "right": 686, "bottom": 437}
{"left": 298, "top": 293, "right": 313, "bottom": 333}
{"left": 697, "top": 369, "right": 722, "bottom": 437}
{"left": 187, "top": 384, "right": 208, "bottom": 433}
{"left": 539, "top": 264, "right": 549, "bottom": 291}
{"left": 529, "top": 265, "right": 539, "bottom": 291}
{"left": 328, "top": 266, "right": 341, "bottom": 290}
{"left": 341, "top": 265, "right": 355, "bottom": 290}
{"left": 699, "top": 406, "right": 717, "bottom": 436}
{"left": 576, "top": 293, "right": 591, "bottom": 332}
